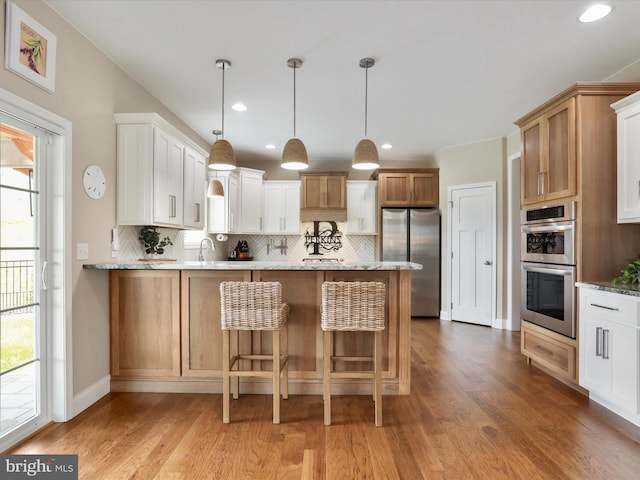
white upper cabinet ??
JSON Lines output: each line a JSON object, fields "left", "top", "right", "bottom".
{"left": 263, "top": 181, "right": 301, "bottom": 234}
{"left": 347, "top": 181, "right": 377, "bottom": 235}
{"left": 183, "top": 147, "right": 206, "bottom": 229}
{"left": 115, "top": 113, "right": 208, "bottom": 229}
{"left": 612, "top": 91, "right": 640, "bottom": 223}
{"left": 237, "top": 168, "right": 265, "bottom": 234}
{"left": 206, "top": 171, "right": 238, "bottom": 234}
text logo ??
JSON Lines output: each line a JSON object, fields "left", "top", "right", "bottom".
{"left": 0, "top": 455, "right": 78, "bottom": 479}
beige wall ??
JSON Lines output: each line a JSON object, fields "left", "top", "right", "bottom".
{"left": 0, "top": 1, "right": 210, "bottom": 397}
{"left": 436, "top": 137, "right": 508, "bottom": 322}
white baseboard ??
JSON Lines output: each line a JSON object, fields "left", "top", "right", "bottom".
{"left": 72, "top": 375, "right": 110, "bottom": 418}
{"left": 439, "top": 310, "right": 451, "bottom": 321}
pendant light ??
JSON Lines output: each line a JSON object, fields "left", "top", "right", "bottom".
{"left": 208, "top": 59, "right": 236, "bottom": 171}
{"left": 207, "top": 130, "right": 225, "bottom": 197}
{"left": 353, "top": 57, "right": 380, "bottom": 170}
{"left": 281, "top": 57, "right": 309, "bottom": 170}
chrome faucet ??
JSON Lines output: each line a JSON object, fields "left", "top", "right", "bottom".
{"left": 198, "top": 237, "right": 215, "bottom": 261}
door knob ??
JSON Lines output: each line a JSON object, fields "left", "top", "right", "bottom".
{"left": 484, "top": 260, "right": 492, "bottom": 265}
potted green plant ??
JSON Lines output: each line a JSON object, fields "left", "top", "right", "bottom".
{"left": 611, "top": 256, "right": 640, "bottom": 286}
{"left": 139, "top": 226, "right": 173, "bottom": 259}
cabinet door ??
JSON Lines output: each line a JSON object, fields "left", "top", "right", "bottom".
{"left": 110, "top": 270, "right": 181, "bottom": 378}
{"left": 544, "top": 98, "right": 576, "bottom": 202}
{"left": 379, "top": 173, "right": 411, "bottom": 205}
{"left": 347, "top": 181, "right": 377, "bottom": 234}
{"left": 581, "top": 316, "right": 612, "bottom": 397}
{"left": 521, "top": 118, "right": 544, "bottom": 205}
{"left": 263, "top": 184, "right": 283, "bottom": 233}
{"left": 617, "top": 101, "right": 640, "bottom": 223}
{"left": 411, "top": 173, "right": 438, "bottom": 206}
{"left": 183, "top": 148, "right": 205, "bottom": 229}
{"left": 238, "top": 170, "right": 264, "bottom": 233}
{"left": 609, "top": 323, "right": 638, "bottom": 413}
{"left": 153, "top": 128, "right": 184, "bottom": 226}
{"left": 301, "top": 175, "right": 324, "bottom": 208}
{"left": 325, "top": 175, "right": 346, "bottom": 208}
{"left": 181, "top": 270, "right": 251, "bottom": 377}
{"left": 281, "top": 183, "right": 300, "bottom": 233}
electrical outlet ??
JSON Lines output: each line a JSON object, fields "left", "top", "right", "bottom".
{"left": 76, "top": 243, "right": 89, "bottom": 260}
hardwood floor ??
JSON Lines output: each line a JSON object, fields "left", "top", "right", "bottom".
{"left": 9, "top": 320, "right": 640, "bottom": 479}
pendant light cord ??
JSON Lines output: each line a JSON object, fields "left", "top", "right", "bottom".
{"left": 293, "top": 62, "right": 297, "bottom": 137}
{"left": 364, "top": 65, "right": 368, "bottom": 138}
{"left": 221, "top": 63, "right": 226, "bottom": 139}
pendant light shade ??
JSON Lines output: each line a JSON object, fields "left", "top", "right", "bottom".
{"left": 209, "top": 59, "right": 237, "bottom": 171}
{"left": 353, "top": 57, "right": 380, "bottom": 170}
{"left": 281, "top": 57, "right": 309, "bottom": 170}
{"left": 207, "top": 179, "right": 224, "bottom": 197}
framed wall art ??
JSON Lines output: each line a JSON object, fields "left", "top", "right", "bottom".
{"left": 4, "top": 1, "right": 57, "bottom": 93}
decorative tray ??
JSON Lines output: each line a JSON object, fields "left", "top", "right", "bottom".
{"left": 227, "top": 256, "right": 253, "bottom": 261}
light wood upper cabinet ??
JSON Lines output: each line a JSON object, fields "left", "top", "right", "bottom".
{"left": 300, "top": 172, "right": 347, "bottom": 221}
{"left": 110, "top": 270, "right": 181, "bottom": 378}
{"left": 612, "top": 91, "right": 640, "bottom": 223}
{"left": 520, "top": 98, "right": 576, "bottom": 205}
{"left": 375, "top": 169, "right": 439, "bottom": 206}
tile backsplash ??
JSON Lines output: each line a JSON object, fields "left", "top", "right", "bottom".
{"left": 116, "top": 223, "right": 375, "bottom": 263}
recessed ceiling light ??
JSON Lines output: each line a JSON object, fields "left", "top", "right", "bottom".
{"left": 381, "top": 143, "right": 393, "bottom": 149}
{"left": 265, "top": 144, "right": 276, "bottom": 149}
{"left": 579, "top": 4, "right": 612, "bottom": 23}
{"left": 232, "top": 103, "right": 247, "bottom": 112}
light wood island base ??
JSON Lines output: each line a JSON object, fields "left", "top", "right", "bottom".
{"left": 106, "top": 264, "right": 415, "bottom": 396}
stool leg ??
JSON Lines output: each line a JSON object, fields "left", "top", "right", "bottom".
{"left": 323, "top": 330, "right": 332, "bottom": 426}
{"left": 222, "top": 329, "right": 230, "bottom": 424}
{"left": 273, "top": 328, "right": 281, "bottom": 424}
{"left": 282, "top": 323, "right": 289, "bottom": 400}
{"left": 232, "top": 330, "right": 239, "bottom": 400}
{"left": 374, "top": 330, "right": 383, "bottom": 427}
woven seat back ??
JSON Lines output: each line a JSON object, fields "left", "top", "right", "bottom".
{"left": 321, "top": 281, "right": 386, "bottom": 331}
{"left": 220, "top": 281, "right": 288, "bottom": 330}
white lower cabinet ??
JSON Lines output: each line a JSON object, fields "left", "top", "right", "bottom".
{"left": 579, "top": 287, "right": 640, "bottom": 426}
{"left": 263, "top": 181, "right": 300, "bottom": 234}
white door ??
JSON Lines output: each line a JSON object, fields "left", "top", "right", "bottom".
{"left": 449, "top": 183, "right": 495, "bottom": 326}
{"left": 0, "top": 115, "right": 49, "bottom": 446}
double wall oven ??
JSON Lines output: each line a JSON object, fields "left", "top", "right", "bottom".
{"left": 521, "top": 202, "right": 576, "bottom": 338}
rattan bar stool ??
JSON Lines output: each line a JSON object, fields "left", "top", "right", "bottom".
{"left": 219, "top": 281, "right": 289, "bottom": 424}
{"left": 321, "top": 281, "right": 386, "bottom": 427}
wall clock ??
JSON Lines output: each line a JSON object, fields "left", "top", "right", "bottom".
{"left": 83, "top": 165, "right": 106, "bottom": 199}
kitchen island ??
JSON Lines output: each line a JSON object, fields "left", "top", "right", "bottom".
{"left": 84, "top": 261, "right": 421, "bottom": 395}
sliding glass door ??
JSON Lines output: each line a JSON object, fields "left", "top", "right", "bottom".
{"left": 0, "top": 114, "right": 48, "bottom": 444}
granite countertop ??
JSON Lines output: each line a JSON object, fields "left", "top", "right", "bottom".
{"left": 83, "top": 260, "right": 423, "bottom": 271}
{"left": 576, "top": 281, "right": 640, "bottom": 298}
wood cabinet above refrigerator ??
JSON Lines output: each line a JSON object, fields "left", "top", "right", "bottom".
{"left": 372, "top": 168, "right": 439, "bottom": 207}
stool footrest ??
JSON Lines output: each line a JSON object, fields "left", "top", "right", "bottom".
{"left": 330, "top": 355, "right": 374, "bottom": 362}
{"left": 328, "top": 370, "right": 375, "bottom": 379}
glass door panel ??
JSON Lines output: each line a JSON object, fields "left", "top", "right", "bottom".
{"left": 0, "top": 118, "right": 44, "bottom": 442}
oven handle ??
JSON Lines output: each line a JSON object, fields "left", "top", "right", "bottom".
{"left": 521, "top": 223, "right": 574, "bottom": 234}
{"left": 522, "top": 264, "right": 574, "bottom": 276}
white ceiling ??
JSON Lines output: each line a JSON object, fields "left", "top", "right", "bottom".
{"left": 46, "top": 0, "right": 640, "bottom": 165}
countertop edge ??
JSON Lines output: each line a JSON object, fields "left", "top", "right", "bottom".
{"left": 576, "top": 281, "right": 640, "bottom": 298}
{"left": 83, "top": 261, "right": 423, "bottom": 271}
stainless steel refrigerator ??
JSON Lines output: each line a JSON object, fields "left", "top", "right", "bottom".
{"left": 381, "top": 208, "right": 440, "bottom": 317}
